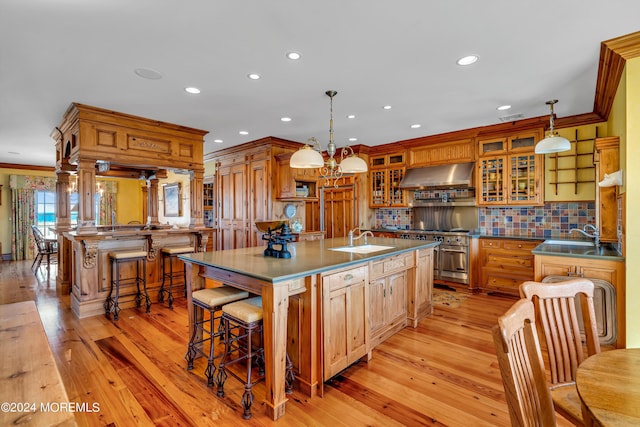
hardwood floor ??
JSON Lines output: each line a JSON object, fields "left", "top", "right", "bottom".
{"left": 0, "top": 261, "right": 574, "bottom": 426}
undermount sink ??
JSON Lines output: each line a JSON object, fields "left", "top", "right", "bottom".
{"left": 543, "top": 239, "right": 595, "bottom": 247}
{"left": 329, "top": 244, "right": 396, "bottom": 254}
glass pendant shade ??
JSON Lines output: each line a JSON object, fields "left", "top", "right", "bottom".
{"left": 534, "top": 99, "right": 571, "bottom": 154}
{"left": 534, "top": 134, "right": 571, "bottom": 154}
{"left": 290, "top": 146, "right": 324, "bottom": 168}
{"left": 340, "top": 155, "right": 368, "bottom": 173}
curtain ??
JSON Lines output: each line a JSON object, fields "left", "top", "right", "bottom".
{"left": 97, "top": 180, "right": 118, "bottom": 225}
{"left": 9, "top": 175, "right": 56, "bottom": 260}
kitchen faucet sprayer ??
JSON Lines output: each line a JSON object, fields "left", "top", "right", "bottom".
{"left": 347, "top": 227, "right": 373, "bottom": 246}
{"left": 570, "top": 224, "right": 600, "bottom": 247}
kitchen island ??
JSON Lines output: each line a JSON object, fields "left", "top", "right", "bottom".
{"left": 180, "top": 237, "right": 437, "bottom": 420}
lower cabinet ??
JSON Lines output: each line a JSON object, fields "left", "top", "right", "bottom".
{"left": 479, "top": 237, "right": 542, "bottom": 296}
{"left": 322, "top": 265, "right": 369, "bottom": 381}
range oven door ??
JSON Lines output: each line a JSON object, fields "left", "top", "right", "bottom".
{"left": 439, "top": 245, "right": 468, "bottom": 284}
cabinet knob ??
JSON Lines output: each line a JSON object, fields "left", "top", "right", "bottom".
{"left": 344, "top": 274, "right": 353, "bottom": 281}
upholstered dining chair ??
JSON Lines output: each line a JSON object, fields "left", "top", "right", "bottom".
{"left": 520, "top": 278, "right": 600, "bottom": 426}
{"left": 493, "top": 298, "right": 557, "bottom": 426}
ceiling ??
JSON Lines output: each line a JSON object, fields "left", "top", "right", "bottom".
{"left": 1, "top": 1, "right": 639, "bottom": 168}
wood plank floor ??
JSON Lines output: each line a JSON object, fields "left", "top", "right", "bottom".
{"left": 0, "top": 261, "right": 574, "bottom": 426}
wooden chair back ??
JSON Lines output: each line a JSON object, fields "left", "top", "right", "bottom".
{"left": 492, "top": 299, "right": 556, "bottom": 427}
{"left": 520, "top": 279, "right": 600, "bottom": 386}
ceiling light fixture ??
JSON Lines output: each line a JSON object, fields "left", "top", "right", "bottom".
{"left": 247, "top": 73, "right": 261, "bottom": 80}
{"left": 281, "top": 117, "right": 292, "bottom": 122}
{"left": 534, "top": 100, "right": 571, "bottom": 154}
{"left": 214, "top": 139, "right": 223, "bottom": 143}
{"left": 286, "top": 52, "right": 301, "bottom": 60}
{"left": 457, "top": 55, "right": 478, "bottom": 66}
{"left": 239, "top": 130, "right": 249, "bottom": 135}
{"left": 383, "top": 105, "right": 392, "bottom": 110}
{"left": 347, "top": 114, "right": 356, "bottom": 119}
{"left": 290, "top": 90, "right": 368, "bottom": 187}
{"left": 497, "top": 105, "right": 511, "bottom": 111}
{"left": 184, "top": 87, "right": 201, "bottom": 94}
{"left": 411, "top": 124, "right": 421, "bottom": 129}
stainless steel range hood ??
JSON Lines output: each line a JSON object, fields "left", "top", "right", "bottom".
{"left": 399, "top": 162, "right": 475, "bottom": 189}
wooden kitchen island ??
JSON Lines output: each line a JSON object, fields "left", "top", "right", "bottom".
{"left": 180, "top": 237, "right": 437, "bottom": 420}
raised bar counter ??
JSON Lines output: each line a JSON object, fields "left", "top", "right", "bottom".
{"left": 63, "top": 226, "right": 212, "bottom": 318}
{"left": 180, "top": 237, "right": 438, "bottom": 420}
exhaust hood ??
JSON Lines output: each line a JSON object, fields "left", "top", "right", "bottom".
{"left": 399, "top": 162, "right": 475, "bottom": 189}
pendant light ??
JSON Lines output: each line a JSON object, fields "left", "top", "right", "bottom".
{"left": 290, "top": 90, "right": 368, "bottom": 186}
{"left": 534, "top": 100, "right": 571, "bottom": 154}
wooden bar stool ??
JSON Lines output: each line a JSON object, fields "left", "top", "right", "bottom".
{"left": 185, "top": 287, "right": 249, "bottom": 386}
{"left": 215, "top": 296, "right": 295, "bottom": 419}
{"left": 158, "top": 246, "right": 194, "bottom": 308}
{"left": 104, "top": 250, "right": 151, "bottom": 321}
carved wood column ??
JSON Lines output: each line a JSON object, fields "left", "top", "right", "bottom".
{"left": 54, "top": 171, "right": 73, "bottom": 295}
{"left": 595, "top": 136, "right": 620, "bottom": 242}
{"left": 190, "top": 168, "right": 204, "bottom": 228}
{"left": 77, "top": 158, "right": 96, "bottom": 231}
{"left": 148, "top": 178, "right": 159, "bottom": 225}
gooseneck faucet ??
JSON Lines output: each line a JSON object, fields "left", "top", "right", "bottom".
{"left": 347, "top": 227, "right": 374, "bottom": 246}
{"left": 570, "top": 224, "right": 600, "bottom": 247}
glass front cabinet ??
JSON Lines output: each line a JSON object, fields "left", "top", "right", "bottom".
{"left": 477, "top": 131, "right": 543, "bottom": 206}
{"left": 369, "top": 152, "right": 407, "bottom": 207}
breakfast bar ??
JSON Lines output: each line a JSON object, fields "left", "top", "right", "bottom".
{"left": 181, "top": 237, "right": 437, "bottom": 420}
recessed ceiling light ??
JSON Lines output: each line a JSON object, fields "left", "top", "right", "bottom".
{"left": 134, "top": 68, "right": 163, "bottom": 80}
{"left": 411, "top": 124, "right": 421, "bottom": 129}
{"left": 239, "top": 130, "right": 249, "bottom": 135}
{"left": 383, "top": 105, "right": 392, "bottom": 110}
{"left": 348, "top": 138, "right": 358, "bottom": 142}
{"left": 247, "top": 73, "right": 261, "bottom": 80}
{"left": 286, "top": 52, "right": 301, "bottom": 60}
{"left": 497, "top": 105, "right": 512, "bottom": 111}
{"left": 347, "top": 114, "right": 356, "bottom": 119}
{"left": 184, "top": 87, "right": 201, "bottom": 94}
{"left": 214, "top": 139, "right": 223, "bottom": 143}
{"left": 280, "top": 117, "right": 292, "bottom": 122}
{"left": 456, "top": 55, "right": 479, "bottom": 66}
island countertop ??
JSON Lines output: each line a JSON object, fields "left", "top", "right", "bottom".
{"left": 180, "top": 237, "right": 438, "bottom": 283}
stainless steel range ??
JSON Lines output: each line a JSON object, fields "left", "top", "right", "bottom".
{"left": 398, "top": 231, "right": 470, "bottom": 284}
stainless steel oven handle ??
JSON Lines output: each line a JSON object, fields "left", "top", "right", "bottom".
{"left": 441, "top": 248, "right": 466, "bottom": 253}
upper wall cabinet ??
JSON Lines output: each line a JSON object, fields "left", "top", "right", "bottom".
{"left": 275, "top": 152, "right": 318, "bottom": 200}
{"left": 407, "top": 139, "right": 475, "bottom": 167}
{"left": 476, "top": 130, "right": 544, "bottom": 206}
{"left": 369, "top": 151, "right": 407, "bottom": 207}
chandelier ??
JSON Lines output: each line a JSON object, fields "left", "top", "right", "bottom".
{"left": 289, "top": 90, "right": 368, "bottom": 187}
{"left": 534, "top": 99, "right": 571, "bottom": 154}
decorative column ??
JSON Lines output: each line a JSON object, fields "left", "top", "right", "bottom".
{"left": 77, "top": 158, "right": 97, "bottom": 231}
{"left": 147, "top": 177, "right": 160, "bottom": 226}
{"left": 54, "top": 171, "right": 73, "bottom": 295}
{"left": 190, "top": 168, "right": 205, "bottom": 228}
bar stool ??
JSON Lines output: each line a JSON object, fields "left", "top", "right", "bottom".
{"left": 158, "top": 246, "right": 194, "bottom": 308}
{"left": 104, "top": 250, "right": 151, "bottom": 321}
{"left": 215, "top": 296, "right": 295, "bottom": 419}
{"left": 184, "top": 287, "right": 249, "bottom": 386}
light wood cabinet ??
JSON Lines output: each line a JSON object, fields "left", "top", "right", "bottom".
{"left": 476, "top": 131, "right": 543, "bottom": 206}
{"left": 479, "top": 237, "right": 542, "bottom": 296}
{"left": 322, "top": 265, "right": 369, "bottom": 380}
{"left": 275, "top": 152, "right": 318, "bottom": 200}
{"left": 408, "top": 247, "right": 434, "bottom": 327}
{"left": 534, "top": 254, "right": 625, "bottom": 348}
{"left": 369, "top": 251, "right": 413, "bottom": 347}
{"left": 369, "top": 151, "right": 407, "bottom": 207}
{"left": 407, "top": 138, "right": 475, "bottom": 167}
{"left": 217, "top": 158, "right": 247, "bottom": 250}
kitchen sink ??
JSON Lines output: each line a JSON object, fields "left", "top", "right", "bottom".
{"left": 329, "top": 244, "right": 395, "bottom": 254}
{"left": 543, "top": 239, "right": 594, "bottom": 247}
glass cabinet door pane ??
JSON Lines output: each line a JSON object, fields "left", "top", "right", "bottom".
{"left": 510, "top": 154, "right": 536, "bottom": 202}
{"left": 371, "top": 169, "right": 386, "bottom": 205}
{"left": 388, "top": 168, "right": 404, "bottom": 205}
{"left": 479, "top": 157, "right": 505, "bottom": 203}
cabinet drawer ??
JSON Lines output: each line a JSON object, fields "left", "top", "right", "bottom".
{"left": 503, "top": 240, "right": 540, "bottom": 251}
{"left": 484, "top": 270, "right": 530, "bottom": 294}
{"left": 481, "top": 239, "right": 502, "bottom": 249}
{"left": 325, "top": 266, "right": 367, "bottom": 291}
{"left": 484, "top": 250, "right": 534, "bottom": 270}
{"left": 370, "top": 252, "right": 414, "bottom": 279}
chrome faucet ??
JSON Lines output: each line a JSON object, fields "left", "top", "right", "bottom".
{"left": 570, "top": 224, "right": 600, "bottom": 247}
{"left": 347, "top": 227, "right": 374, "bottom": 246}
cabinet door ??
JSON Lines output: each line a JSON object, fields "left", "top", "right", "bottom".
{"left": 347, "top": 281, "right": 368, "bottom": 363}
{"left": 217, "top": 162, "right": 246, "bottom": 250}
{"left": 388, "top": 167, "right": 406, "bottom": 206}
{"left": 508, "top": 153, "right": 541, "bottom": 205}
{"left": 370, "top": 169, "right": 386, "bottom": 206}
{"left": 247, "top": 158, "right": 270, "bottom": 247}
{"left": 477, "top": 156, "right": 507, "bottom": 205}
{"left": 387, "top": 271, "right": 407, "bottom": 324}
{"left": 369, "top": 278, "right": 386, "bottom": 337}
{"left": 323, "top": 285, "right": 349, "bottom": 378}
{"left": 412, "top": 248, "right": 433, "bottom": 325}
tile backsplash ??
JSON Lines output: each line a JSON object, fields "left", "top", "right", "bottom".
{"left": 374, "top": 201, "right": 596, "bottom": 238}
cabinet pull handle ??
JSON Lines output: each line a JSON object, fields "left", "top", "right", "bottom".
{"left": 567, "top": 271, "right": 583, "bottom": 277}
{"left": 344, "top": 274, "right": 353, "bottom": 281}
{"left": 390, "top": 285, "right": 393, "bottom": 295}
{"left": 383, "top": 288, "right": 386, "bottom": 297}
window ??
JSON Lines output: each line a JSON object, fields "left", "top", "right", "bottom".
{"left": 35, "top": 191, "right": 79, "bottom": 236}
{"left": 35, "top": 191, "right": 56, "bottom": 239}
